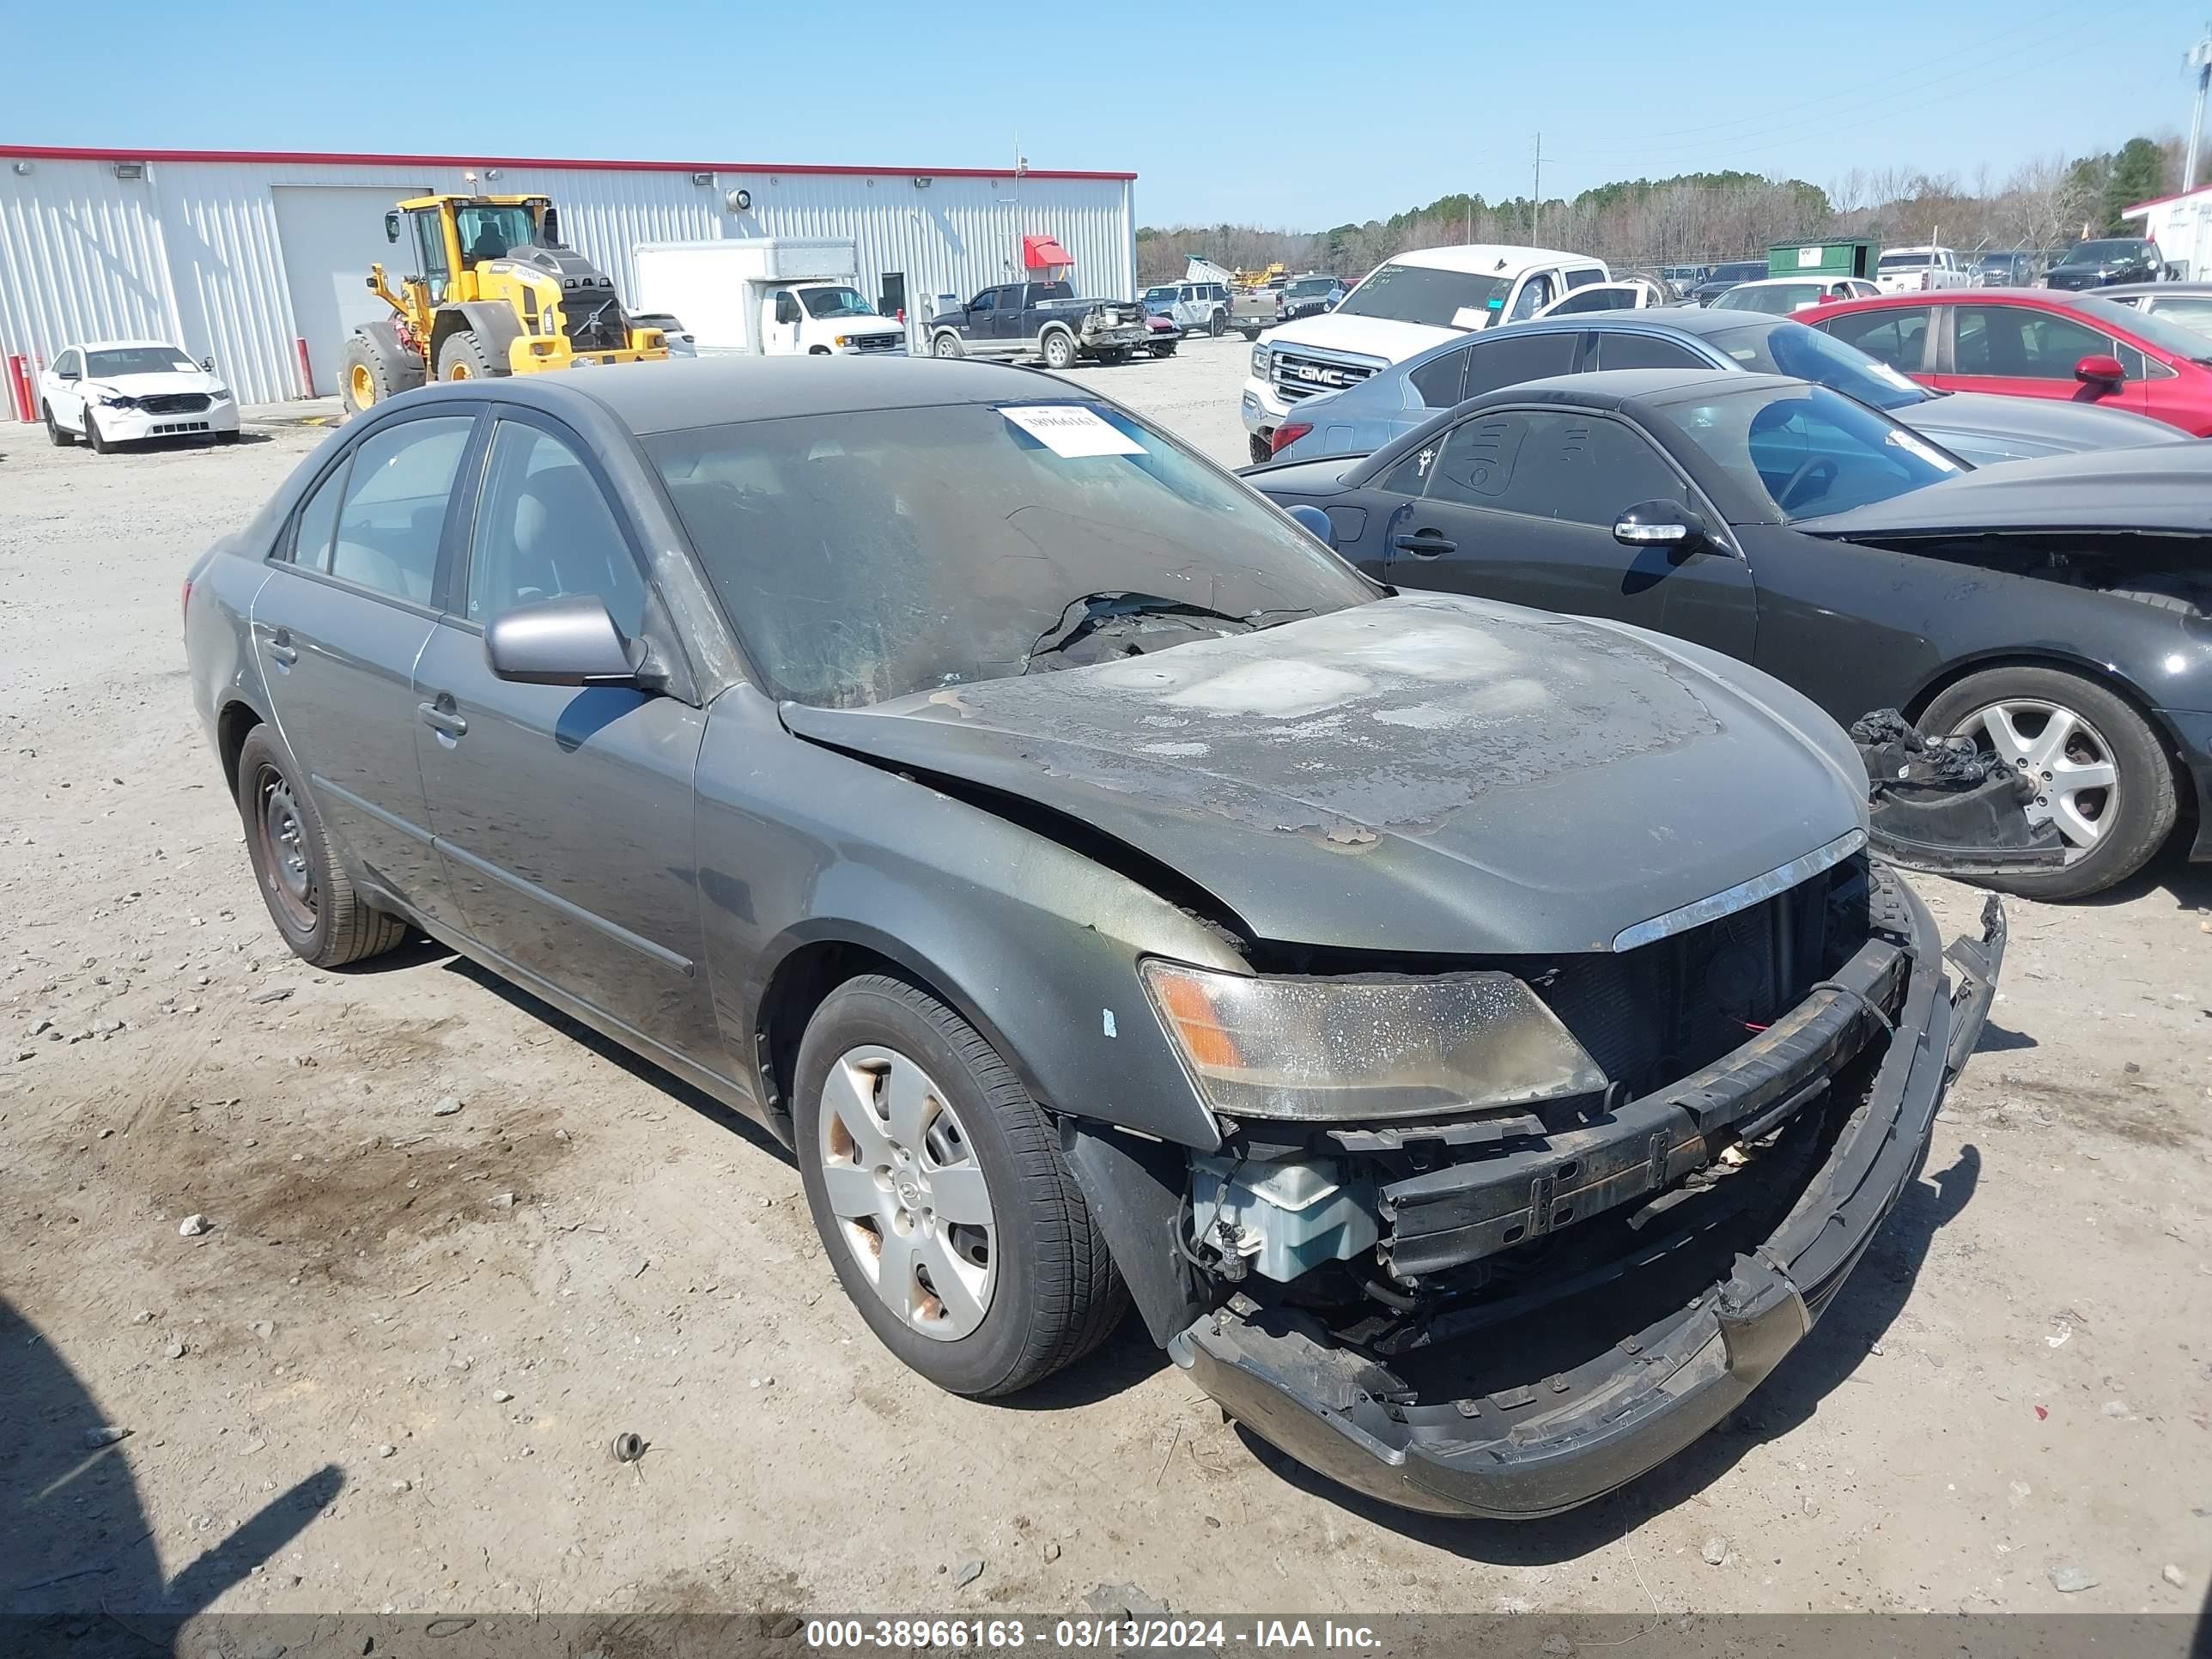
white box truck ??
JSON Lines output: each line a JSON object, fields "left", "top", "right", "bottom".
{"left": 631, "top": 240, "right": 908, "bottom": 357}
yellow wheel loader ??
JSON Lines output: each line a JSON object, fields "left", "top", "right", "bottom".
{"left": 337, "top": 194, "right": 666, "bottom": 417}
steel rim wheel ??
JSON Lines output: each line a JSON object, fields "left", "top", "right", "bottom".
{"left": 815, "top": 1043, "right": 997, "bottom": 1342}
{"left": 252, "top": 763, "right": 319, "bottom": 930}
{"left": 349, "top": 362, "right": 374, "bottom": 407}
{"left": 1950, "top": 697, "right": 2118, "bottom": 860}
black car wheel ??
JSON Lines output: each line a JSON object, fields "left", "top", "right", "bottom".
{"left": 1041, "top": 330, "right": 1079, "bottom": 371}
{"left": 234, "top": 726, "right": 410, "bottom": 966}
{"left": 43, "top": 403, "right": 74, "bottom": 447}
{"left": 85, "top": 409, "right": 116, "bottom": 454}
{"left": 1249, "top": 434, "right": 1272, "bottom": 466}
{"left": 932, "top": 333, "right": 964, "bottom": 359}
{"left": 1920, "top": 667, "right": 2177, "bottom": 899}
{"left": 794, "top": 974, "right": 1125, "bottom": 1397}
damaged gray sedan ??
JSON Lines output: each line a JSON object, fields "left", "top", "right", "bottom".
{"left": 185, "top": 357, "right": 2002, "bottom": 1517}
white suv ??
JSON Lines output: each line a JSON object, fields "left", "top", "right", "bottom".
{"left": 1240, "top": 244, "right": 1608, "bottom": 463}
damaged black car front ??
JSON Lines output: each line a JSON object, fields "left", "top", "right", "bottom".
{"left": 729, "top": 388, "right": 2004, "bottom": 1520}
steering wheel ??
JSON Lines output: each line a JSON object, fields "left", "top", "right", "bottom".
{"left": 1777, "top": 456, "right": 1838, "bottom": 512}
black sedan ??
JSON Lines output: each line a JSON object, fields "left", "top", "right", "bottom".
{"left": 1249, "top": 368, "right": 2212, "bottom": 899}
{"left": 185, "top": 356, "right": 1998, "bottom": 1519}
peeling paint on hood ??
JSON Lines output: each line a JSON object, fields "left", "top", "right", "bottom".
{"left": 781, "top": 594, "right": 1869, "bottom": 956}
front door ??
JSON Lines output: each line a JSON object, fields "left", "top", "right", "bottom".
{"left": 411, "top": 410, "right": 723, "bottom": 1066}
{"left": 47, "top": 348, "right": 85, "bottom": 428}
{"left": 763, "top": 289, "right": 804, "bottom": 354}
{"left": 1930, "top": 302, "right": 2151, "bottom": 416}
{"left": 250, "top": 409, "right": 480, "bottom": 923}
{"left": 1373, "top": 405, "right": 1756, "bottom": 659}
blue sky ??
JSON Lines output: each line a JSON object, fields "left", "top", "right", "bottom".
{"left": 10, "top": 1, "right": 2197, "bottom": 226}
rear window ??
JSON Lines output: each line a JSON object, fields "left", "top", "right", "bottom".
{"left": 645, "top": 402, "right": 1371, "bottom": 708}
{"left": 1877, "top": 252, "right": 1934, "bottom": 270}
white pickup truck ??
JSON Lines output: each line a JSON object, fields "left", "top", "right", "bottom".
{"left": 1874, "top": 246, "right": 1972, "bottom": 295}
{"left": 1239, "top": 243, "right": 1609, "bottom": 465}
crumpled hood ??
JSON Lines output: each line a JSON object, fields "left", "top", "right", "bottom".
{"left": 1265, "top": 311, "right": 1470, "bottom": 365}
{"left": 781, "top": 594, "right": 1869, "bottom": 956}
{"left": 86, "top": 368, "right": 223, "bottom": 398}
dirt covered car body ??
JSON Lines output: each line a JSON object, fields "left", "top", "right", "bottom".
{"left": 182, "top": 356, "right": 2000, "bottom": 1518}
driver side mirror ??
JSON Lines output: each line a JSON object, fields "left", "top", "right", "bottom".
{"left": 2074, "top": 354, "right": 2126, "bottom": 389}
{"left": 485, "top": 594, "right": 648, "bottom": 687}
{"left": 200, "top": 356, "right": 215, "bottom": 374}
{"left": 384, "top": 210, "right": 400, "bottom": 244}
{"left": 1285, "top": 504, "right": 1334, "bottom": 544}
{"left": 1613, "top": 498, "right": 1713, "bottom": 552}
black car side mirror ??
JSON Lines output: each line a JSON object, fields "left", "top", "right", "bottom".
{"left": 485, "top": 594, "right": 647, "bottom": 687}
{"left": 1285, "top": 504, "right": 1333, "bottom": 543}
{"left": 1613, "top": 499, "right": 1712, "bottom": 552}
{"left": 200, "top": 356, "right": 215, "bottom": 373}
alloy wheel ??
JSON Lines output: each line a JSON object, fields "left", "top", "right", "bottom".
{"left": 815, "top": 1044, "right": 997, "bottom": 1341}
{"left": 1950, "top": 698, "right": 2118, "bottom": 858}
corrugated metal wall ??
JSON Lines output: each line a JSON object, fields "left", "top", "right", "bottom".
{"left": 1, "top": 155, "right": 1134, "bottom": 408}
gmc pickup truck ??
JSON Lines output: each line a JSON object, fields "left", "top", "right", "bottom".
{"left": 928, "top": 282, "right": 1148, "bottom": 369}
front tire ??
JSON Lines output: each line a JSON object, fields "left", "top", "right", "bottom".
{"left": 85, "top": 409, "right": 116, "bottom": 454}
{"left": 1920, "top": 666, "right": 2177, "bottom": 899}
{"left": 795, "top": 975, "right": 1125, "bottom": 1397}
{"left": 1240, "top": 327, "right": 1262, "bottom": 342}
{"left": 234, "top": 726, "right": 410, "bottom": 967}
{"left": 1209, "top": 309, "right": 1226, "bottom": 337}
{"left": 434, "top": 331, "right": 500, "bottom": 382}
{"left": 932, "top": 332, "right": 964, "bottom": 359}
{"left": 43, "top": 403, "right": 74, "bottom": 447}
{"left": 1040, "top": 330, "right": 1079, "bottom": 371}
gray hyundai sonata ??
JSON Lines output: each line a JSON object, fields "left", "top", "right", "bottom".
{"left": 184, "top": 356, "right": 2001, "bottom": 1518}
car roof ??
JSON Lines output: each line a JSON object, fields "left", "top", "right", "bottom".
{"left": 1383, "top": 244, "right": 1597, "bottom": 275}
{"left": 76, "top": 338, "right": 186, "bottom": 353}
{"left": 2101, "top": 281, "right": 2212, "bottom": 298}
{"left": 1462, "top": 366, "right": 1781, "bottom": 413}
{"left": 1375, "top": 304, "right": 1787, "bottom": 372}
{"left": 490, "top": 354, "right": 1065, "bottom": 435}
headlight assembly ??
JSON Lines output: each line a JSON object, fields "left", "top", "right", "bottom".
{"left": 1140, "top": 961, "right": 1606, "bottom": 1122}
{"left": 1252, "top": 345, "right": 1271, "bottom": 379}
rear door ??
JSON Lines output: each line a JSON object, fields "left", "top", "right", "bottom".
{"left": 248, "top": 408, "right": 481, "bottom": 924}
{"left": 1376, "top": 404, "right": 1756, "bottom": 657}
{"left": 1933, "top": 301, "right": 2150, "bottom": 414}
{"left": 410, "top": 408, "right": 722, "bottom": 1063}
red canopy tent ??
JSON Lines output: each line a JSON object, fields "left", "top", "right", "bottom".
{"left": 1021, "top": 233, "right": 1074, "bottom": 273}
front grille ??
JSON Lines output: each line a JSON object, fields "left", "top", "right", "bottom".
{"left": 1270, "top": 347, "right": 1381, "bottom": 403}
{"left": 151, "top": 421, "right": 210, "bottom": 434}
{"left": 560, "top": 287, "right": 629, "bottom": 354}
{"left": 854, "top": 333, "right": 902, "bottom": 352}
{"left": 1534, "top": 854, "right": 1872, "bottom": 1102}
{"left": 141, "top": 393, "right": 210, "bottom": 415}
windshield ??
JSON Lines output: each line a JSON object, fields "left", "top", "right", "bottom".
{"left": 85, "top": 346, "right": 198, "bottom": 377}
{"left": 645, "top": 401, "right": 1373, "bottom": 708}
{"left": 1335, "top": 264, "right": 1510, "bottom": 329}
{"left": 1711, "top": 263, "right": 1766, "bottom": 283}
{"left": 2062, "top": 240, "right": 2145, "bottom": 264}
{"left": 2066, "top": 292, "right": 2212, "bottom": 361}
{"left": 1144, "top": 287, "right": 1175, "bottom": 302}
{"left": 1655, "top": 383, "right": 1964, "bottom": 521}
{"left": 1877, "top": 252, "right": 1935, "bottom": 270}
{"left": 1705, "top": 320, "right": 1926, "bottom": 411}
{"left": 799, "top": 285, "right": 876, "bottom": 320}
{"left": 453, "top": 204, "right": 536, "bottom": 263}
{"left": 1286, "top": 278, "right": 1334, "bottom": 297}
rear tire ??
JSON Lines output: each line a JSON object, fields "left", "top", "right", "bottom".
{"left": 1154, "top": 341, "right": 1178, "bottom": 357}
{"left": 338, "top": 331, "right": 420, "bottom": 418}
{"left": 434, "top": 331, "right": 501, "bottom": 382}
{"left": 234, "top": 726, "right": 410, "bottom": 967}
{"left": 43, "top": 403, "right": 74, "bottom": 447}
{"left": 1209, "top": 309, "right": 1226, "bottom": 337}
{"left": 794, "top": 975, "right": 1126, "bottom": 1397}
{"left": 1919, "top": 666, "right": 2177, "bottom": 900}
{"left": 1241, "top": 327, "right": 1262, "bottom": 342}
{"left": 1040, "top": 330, "right": 1078, "bottom": 371}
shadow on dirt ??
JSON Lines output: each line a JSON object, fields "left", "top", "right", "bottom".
{"left": 1, "top": 1294, "right": 342, "bottom": 1650}
{"left": 1232, "top": 1146, "right": 1980, "bottom": 1565}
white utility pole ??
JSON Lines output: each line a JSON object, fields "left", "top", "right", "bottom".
{"left": 1531, "top": 134, "right": 1547, "bottom": 244}
{"left": 2187, "top": 26, "right": 2212, "bottom": 191}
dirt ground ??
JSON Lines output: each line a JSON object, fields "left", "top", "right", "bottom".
{"left": 3, "top": 337, "right": 2210, "bottom": 1627}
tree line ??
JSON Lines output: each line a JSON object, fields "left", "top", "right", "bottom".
{"left": 1136, "top": 136, "right": 2193, "bottom": 284}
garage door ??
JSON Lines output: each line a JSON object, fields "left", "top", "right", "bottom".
{"left": 273, "top": 185, "right": 426, "bottom": 397}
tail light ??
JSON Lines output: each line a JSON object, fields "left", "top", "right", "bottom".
{"left": 1269, "top": 422, "right": 1312, "bottom": 455}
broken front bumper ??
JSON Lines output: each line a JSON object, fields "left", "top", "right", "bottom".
{"left": 1169, "top": 878, "right": 2002, "bottom": 1520}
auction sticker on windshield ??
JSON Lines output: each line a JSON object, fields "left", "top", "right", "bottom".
{"left": 1001, "top": 404, "right": 1146, "bottom": 458}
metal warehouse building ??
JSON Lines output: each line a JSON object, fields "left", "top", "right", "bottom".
{"left": 0, "top": 144, "right": 1138, "bottom": 411}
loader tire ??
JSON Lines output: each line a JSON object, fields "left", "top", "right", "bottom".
{"left": 435, "top": 331, "right": 501, "bottom": 382}
{"left": 339, "top": 332, "right": 417, "bottom": 419}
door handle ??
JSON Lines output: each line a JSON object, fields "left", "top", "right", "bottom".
{"left": 418, "top": 699, "right": 468, "bottom": 739}
{"left": 1393, "top": 529, "right": 1456, "bottom": 558}
{"left": 264, "top": 627, "right": 298, "bottom": 667}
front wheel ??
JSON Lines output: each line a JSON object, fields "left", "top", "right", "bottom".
{"left": 1209, "top": 309, "right": 1225, "bottom": 337}
{"left": 1920, "top": 666, "right": 2177, "bottom": 899}
{"left": 434, "top": 331, "right": 501, "bottom": 382}
{"left": 1153, "top": 342, "right": 1178, "bottom": 358}
{"left": 43, "top": 403, "right": 74, "bottom": 447}
{"left": 932, "top": 332, "right": 964, "bottom": 359}
{"left": 1249, "top": 434, "right": 1272, "bottom": 466}
{"left": 86, "top": 409, "right": 116, "bottom": 454}
{"left": 794, "top": 975, "right": 1125, "bottom": 1397}
{"left": 1240, "top": 327, "right": 1261, "bottom": 342}
{"left": 1040, "top": 330, "right": 1079, "bottom": 371}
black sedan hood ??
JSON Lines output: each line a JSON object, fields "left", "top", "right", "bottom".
{"left": 1799, "top": 442, "right": 2212, "bottom": 537}
{"left": 781, "top": 595, "right": 1868, "bottom": 957}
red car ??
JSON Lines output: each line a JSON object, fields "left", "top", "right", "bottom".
{"left": 1795, "top": 288, "right": 2212, "bottom": 435}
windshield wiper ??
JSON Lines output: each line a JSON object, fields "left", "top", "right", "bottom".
{"left": 1022, "top": 591, "right": 1304, "bottom": 672}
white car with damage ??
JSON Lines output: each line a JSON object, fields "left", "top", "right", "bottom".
{"left": 1240, "top": 244, "right": 1608, "bottom": 465}
{"left": 40, "top": 340, "right": 240, "bottom": 453}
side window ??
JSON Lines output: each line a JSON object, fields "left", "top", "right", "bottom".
{"left": 412, "top": 211, "right": 451, "bottom": 305}
{"left": 1820, "top": 307, "right": 1929, "bottom": 373}
{"left": 1407, "top": 346, "right": 1473, "bottom": 408}
{"left": 56, "top": 349, "right": 82, "bottom": 380}
{"left": 327, "top": 416, "right": 475, "bottom": 604}
{"left": 1565, "top": 268, "right": 1605, "bottom": 289}
{"left": 291, "top": 457, "right": 349, "bottom": 571}
{"left": 1508, "top": 274, "right": 1556, "bottom": 321}
{"left": 465, "top": 421, "right": 646, "bottom": 636}
{"left": 969, "top": 290, "right": 994, "bottom": 315}
{"left": 1461, "top": 330, "right": 1578, "bottom": 398}
{"left": 774, "top": 290, "right": 801, "bottom": 325}
{"left": 1593, "top": 332, "right": 1706, "bottom": 371}
{"left": 1953, "top": 307, "right": 2108, "bottom": 380}
{"left": 1427, "top": 410, "right": 1685, "bottom": 526}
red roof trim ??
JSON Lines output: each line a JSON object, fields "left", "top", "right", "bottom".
{"left": 0, "top": 142, "right": 1135, "bottom": 183}
{"left": 2123, "top": 180, "right": 2212, "bottom": 216}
